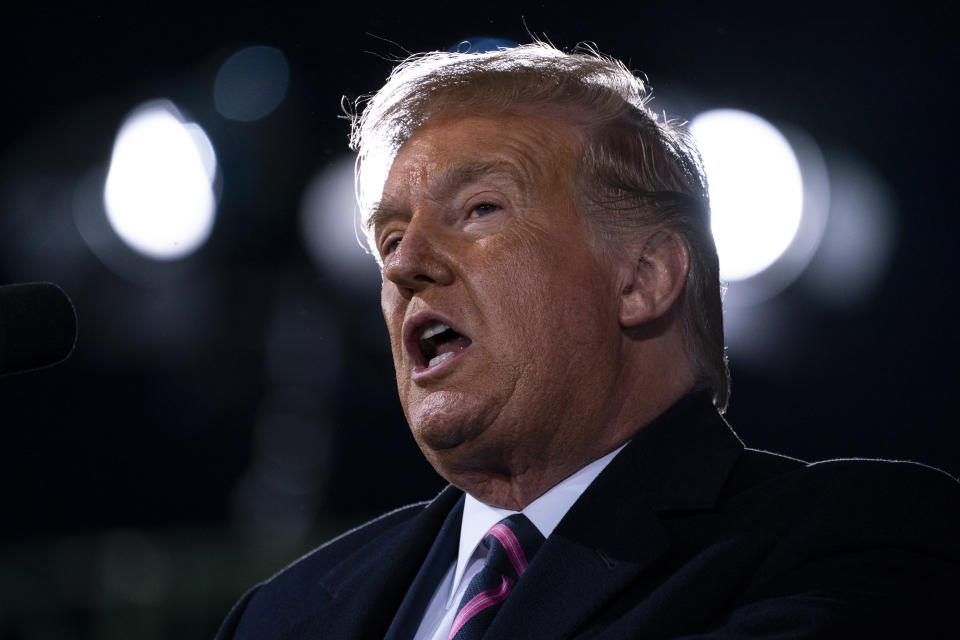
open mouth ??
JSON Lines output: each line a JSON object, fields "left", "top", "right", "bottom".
{"left": 409, "top": 319, "right": 473, "bottom": 369}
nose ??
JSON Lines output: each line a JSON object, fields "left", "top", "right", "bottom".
{"left": 381, "top": 216, "right": 455, "bottom": 296}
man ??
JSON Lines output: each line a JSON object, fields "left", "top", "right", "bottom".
{"left": 217, "top": 43, "right": 960, "bottom": 639}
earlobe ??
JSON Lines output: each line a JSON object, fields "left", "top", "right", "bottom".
{"left": 618, "top": 230, "right": 690, "bottom": 328}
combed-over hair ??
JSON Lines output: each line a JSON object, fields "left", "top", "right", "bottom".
{"left": 349, "top": 41, "right": 730, "bottom": 411}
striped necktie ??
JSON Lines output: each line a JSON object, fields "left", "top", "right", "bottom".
{"left": 448, "top": 514, "right": 545, "bottom": 640}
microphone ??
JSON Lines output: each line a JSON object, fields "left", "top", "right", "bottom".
{"left": 0, "top": 282, "right": 78, "bottom": 376}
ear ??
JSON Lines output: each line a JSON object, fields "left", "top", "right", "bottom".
{"left": 618, "top": 230, "right": 690, "bottom": 328}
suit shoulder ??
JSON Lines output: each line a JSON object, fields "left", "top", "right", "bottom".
{"left": 798, "top": 457, "right": 959, "bottom": 521}
{"left": 730, "top": 449, "right": 959, "bottom": 504}
{"left": 217, "top": 500, "right": 430, "bottom": 639}
{"left": 264, "top": 499, "right": 428, "bottom": 589}
{"left": 303, "top": 500, "right": 431, "bottom": 569}
{"left": 784, "top": 456, "right": 959, "bottom": 508}
{"left": 706, "top": 459, "right": 960, "bottom": 637}
{"left": 737, "top": 447, "right": 806, "bottom": 477}
{"left": 732, "top": 456, "right": 960, "bottom": 549}
{"left": 801, "top": 456, "right": 958, "bottom": 485}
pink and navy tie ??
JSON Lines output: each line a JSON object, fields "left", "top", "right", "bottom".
{"left": 448, "top": 514, "right": 545, "bottom": 640}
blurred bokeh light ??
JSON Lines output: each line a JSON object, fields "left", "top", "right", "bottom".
{"left": 801, "top": 153, "right": 896, "bottom": 309}
{"left": 713, "top": 123, "right": 832, "bottom": 307}
{"left": 103, "top": 101, "right": 217, "bottom": 260}
{"left": 214, "top": 46, "right": 290, "bottom": 122}
{"left": 690, "top": 109, "right": 804, "bottom": 282}
{"left": 299, "top": 155, "right": 381, "bottom": 293}
{"left": 723, "top": 150, "right": 897, "bottom": 363}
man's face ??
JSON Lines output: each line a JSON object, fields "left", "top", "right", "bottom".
{"left": 375, "top": 111, "right": 626, "bottom": 480}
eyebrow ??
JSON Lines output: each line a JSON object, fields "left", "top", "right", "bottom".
{"left": 366, "top": 160, "right": 529, "bottom": 234}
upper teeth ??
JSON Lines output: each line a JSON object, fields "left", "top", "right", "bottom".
{"left": 421, "top": 322, "right": 449, "bottom": 340}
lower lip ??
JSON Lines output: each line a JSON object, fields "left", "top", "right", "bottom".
{"left": 411, "top": 343, "right": 473, "bottom": 381}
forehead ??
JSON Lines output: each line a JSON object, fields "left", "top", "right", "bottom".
{"left": 372, "top": 112, "right": 580, "bottom": 217}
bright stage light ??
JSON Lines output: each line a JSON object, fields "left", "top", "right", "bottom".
{"left": 690, "top": 109, "right": 804, "bottom": 282}
{"left": 103, "top": 101, "right": 217, "bottom": 260}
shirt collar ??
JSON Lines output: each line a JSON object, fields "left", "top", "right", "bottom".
{"left": 448, "top": 443, "right": 627, "bottom": 605}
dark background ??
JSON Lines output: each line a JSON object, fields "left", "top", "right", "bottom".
{"left": 0, "top": 3, "right": 956, "bottom": 638}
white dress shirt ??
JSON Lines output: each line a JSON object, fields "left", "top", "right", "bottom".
{"left": 412, "top": 444, "right": 628, "bottom": 640}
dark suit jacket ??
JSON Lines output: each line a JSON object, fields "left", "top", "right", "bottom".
{"left": 215, "top": 394, "right": 960, "bottom": 639}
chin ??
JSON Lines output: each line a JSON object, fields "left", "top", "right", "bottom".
{"left": 406, "top": 391, "right": 495, "bottom": 452}
{"left": 412, "top": 412, "right": 487, "bottom": 452}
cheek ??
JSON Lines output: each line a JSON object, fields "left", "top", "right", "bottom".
{"left": 483, "top": 238, "right": 614, "bottom": 358}
{"left": 470, "top": 242, "right": 549, "bottom": 327}
{"left": 471, "top": 242, "right": 572, "bottom": 346}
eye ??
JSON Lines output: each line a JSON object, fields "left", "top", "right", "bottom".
{"left": 382, "top": 235, "right": 402, "bottom": 256}
{"left": 470, "top": 203, "right": 499, "bottom": 218}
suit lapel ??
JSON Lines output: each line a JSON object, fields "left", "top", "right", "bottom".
{"left": 487, "top": 393, "right": 743, "bottom": 639}
{"left": 384, "top": 495, "right": 464, "bottom": 640}
{"left": 293, "top": 485, "right": 462, "bottom": 640}
{"left": 487, "top": 496, "right": 671, "bottom": 640}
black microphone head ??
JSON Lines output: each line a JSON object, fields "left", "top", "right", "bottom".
{"left": 0, "top": 282, "right": 78, "bottom": 376}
